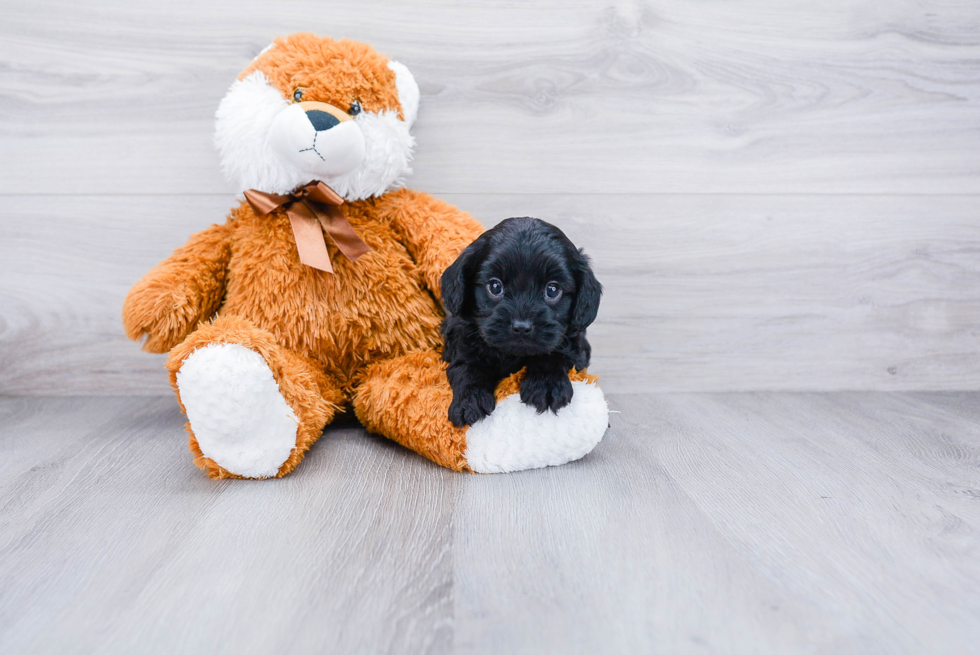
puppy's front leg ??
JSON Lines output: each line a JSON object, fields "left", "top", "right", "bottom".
{"left": 446, "top": 362, "right": 499, "bottom": 427}
{"left": 520, "top": 353, "right": 575, "bottom": 414}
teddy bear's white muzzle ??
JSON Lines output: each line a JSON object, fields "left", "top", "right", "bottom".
{"left": 268, "top": 103, "right": 366, "bottom": 179}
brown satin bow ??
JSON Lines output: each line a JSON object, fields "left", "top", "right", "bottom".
{"left": 244, "top": 181, "right": 372, "bottom": 273}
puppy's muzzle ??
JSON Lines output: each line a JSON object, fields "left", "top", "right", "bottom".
{"left": 511, "top": 319, "right": 534, "bottom": 336}
{"left": 268, "top": 100, "right": 366, "bottom": 179}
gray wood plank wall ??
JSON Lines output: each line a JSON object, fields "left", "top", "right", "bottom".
{"left": 1, "top": 0, "right": 979, "bottom": 394}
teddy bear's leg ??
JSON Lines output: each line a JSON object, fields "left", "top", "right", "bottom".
{"left": 166, "top": 316, "right": 344, "bottom": 479}
{"left": 353, "top": 351, "right": 608, "bottom": 473}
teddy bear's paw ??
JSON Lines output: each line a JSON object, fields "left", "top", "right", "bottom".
{"left": 176, "top": 343, "right": 299, "bottom": 478}
{"left": 463, "top": 380, "right": 608, "bottom": 474}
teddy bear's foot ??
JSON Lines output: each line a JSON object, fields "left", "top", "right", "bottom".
{"left": 354, "top": 351, "right": 608, "bottom": 473}
{"left": 167, "top": 316, "right": 344, "bottom": 479}
{"left": 176, "top": 343, "right": 298, "bottom": 478}
{"left": 464, "top": 375, "right": 608, "bottom": 474}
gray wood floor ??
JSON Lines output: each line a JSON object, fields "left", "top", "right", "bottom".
{"left": 2, "top": 392, "right": 979, "bottom": 654}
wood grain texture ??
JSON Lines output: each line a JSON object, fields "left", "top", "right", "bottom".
{"left": 0, "top": 398, "right": 455, "bottom": 654}
{"left": 4, "top": 3, "right": 980, "bottom": 653}
{"left": 453, "top": 391, "right": 980, "bottom": 653}
{"left": 2, "top": 392, "right": 979, "bottom": 653}
{"left": 0, "top": 1, "right": 978, "bottom": 195}
{"left": 2, "top": 194, "right": 978, "bottom": 395}
{"left": 1, "top": 0, "right": 979, "bottom": 393}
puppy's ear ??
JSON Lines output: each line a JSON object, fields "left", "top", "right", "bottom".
{"left": 441, "top": 234, "right": 489, "bottom": 316}
{"left": 571, "top": 249, "right": 602, "bottom": 331}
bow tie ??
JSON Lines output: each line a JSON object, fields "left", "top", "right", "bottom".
{"left": 243, "top": 181, "right": 372, "bottom": 273}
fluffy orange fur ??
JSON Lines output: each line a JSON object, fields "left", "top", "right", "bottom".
{"left": 354, "top": 355, "right": 600, "bottom": 473}
{"left": 122, "top": 222, "right": 233, "bottom": 353}
{"left": 240, "top": 33, "right": 404, "bottom": 119}
{"left": 354, "top": 351, "right": 470, "bottom": 472}
{"left": 123, "top": 35, "right": 600, "bottom": 478}
{"left": 124, "top": 188, "right": 485, "bottom": 477}
{"left": 166, "top": 315, "right": 345, "bottom": 479}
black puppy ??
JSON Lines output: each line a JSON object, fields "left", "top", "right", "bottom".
{"left": 440, "top": 217, "right": 602, "bottom": 427}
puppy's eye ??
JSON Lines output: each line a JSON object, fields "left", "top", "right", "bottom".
{"left": 349, "top": 99, "right": 362, "bottom": 116}
{"left": 545, "top": 283, "right": 562, "bottom": 300}
{"left": 293, "top": 88, "right": 305, "bottom": 103}
{"left": 487, "top": 279, "right": 504, "bottom": 297}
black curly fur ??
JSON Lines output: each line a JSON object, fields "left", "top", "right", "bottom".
{"left": 440, "top": 217, "right": 602, "bottom": 427}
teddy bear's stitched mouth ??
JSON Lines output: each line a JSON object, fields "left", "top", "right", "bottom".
{"left": 298, "top": 133, "right": 326, "bottom": 162}
{"left": 216, "top": 66, "right": 411, "bottom": 198}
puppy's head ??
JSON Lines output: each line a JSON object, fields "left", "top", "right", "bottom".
{"left": 441, "top": 217, "right": 602, "bottom": 356}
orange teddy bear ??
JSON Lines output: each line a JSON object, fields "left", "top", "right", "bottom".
{"left": 122, "top": 33, "right": 608, "bottom": 479}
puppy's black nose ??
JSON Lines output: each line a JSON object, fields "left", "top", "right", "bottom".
{"left": 511, "top": 319, "right": 534, "bottom": 336}
{"left": 306, "top": 109, "right": 340, "bottom": 132}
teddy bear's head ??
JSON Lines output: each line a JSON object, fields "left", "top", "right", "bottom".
{"left": 215, "top": 33, "right": 420, "bottom": 201}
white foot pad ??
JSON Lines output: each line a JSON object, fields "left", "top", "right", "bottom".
{"left": 176, "top": 343, "right": 299, "bottom": 478}
{"left": 464, "top": 381, "right": 608, "bottom": 474}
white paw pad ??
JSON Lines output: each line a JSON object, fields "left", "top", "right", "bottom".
{"left": 464, "top": 381, "right": 608, "bottom": 474}
{"left": 176, "top": 343, "right": 298, "bottom": 478}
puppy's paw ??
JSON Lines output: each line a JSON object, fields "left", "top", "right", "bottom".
{"left": 520, "top": 372, "right": 574, "bottom": 414}
{"left": 448, "top": 388, "right": 497, "bottom": 427}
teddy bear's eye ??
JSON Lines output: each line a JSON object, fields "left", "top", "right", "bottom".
{"left": 349, "top": 100, "right": 362, "bottom": 116}
{"left": 293, "top": 88, "right": 304, "bottom": 103}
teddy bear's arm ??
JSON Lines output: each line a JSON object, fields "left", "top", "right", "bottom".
{"left": 122, "top": 222, "right": 234, "bottom": 353}
{"left": 384, "top": 189, "right": 484, "bottom": 301}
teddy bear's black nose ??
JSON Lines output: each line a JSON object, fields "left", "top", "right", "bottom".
{"left": 306, "top": 110, "right": 340, "bottom": 132}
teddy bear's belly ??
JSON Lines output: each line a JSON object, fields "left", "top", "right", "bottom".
{"left": 219, "top": 243, "right": 444, "bottom": 387}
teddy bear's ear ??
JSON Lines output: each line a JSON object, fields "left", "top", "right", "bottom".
{"left": 387, "top": 61, "right": 420, "bottom": 128}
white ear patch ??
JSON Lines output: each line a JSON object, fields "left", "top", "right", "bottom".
{"left": 387, "top": 60, "right": 420, "bottom": 128}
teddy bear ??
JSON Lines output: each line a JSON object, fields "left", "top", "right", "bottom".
{"left": 122, "top": 33, "right": 609, "bottom": 479}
